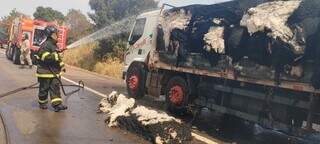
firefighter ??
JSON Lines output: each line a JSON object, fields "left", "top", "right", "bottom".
{"left": 36, "top": 26, "right": 67, "bottom": 112}
{"left": 20, "top": 33, "right": 33, "bottom": 69}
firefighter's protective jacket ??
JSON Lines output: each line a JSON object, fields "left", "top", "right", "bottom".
{"left": 36, "top": 37, "right": 65, "bottom": 78}
{"left": 21, "top": 39, "right": 31, "bottom": 54}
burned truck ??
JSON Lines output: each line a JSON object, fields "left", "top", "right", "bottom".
{"left": 123, "top": 0, "right": 320, "bottom": 140}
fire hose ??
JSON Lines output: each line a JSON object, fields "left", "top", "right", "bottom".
{"left": 0, "top": 66, "right": 85, "bottom": 101}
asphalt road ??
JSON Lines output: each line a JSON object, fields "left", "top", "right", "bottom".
{"left": 0, "top": 47, "right": 247, "bottom": 144}
{"left": 1, "top": 46, "right": 317, "bottom": 144}
{"left": 0, "top": 50, "right": 148, "bottom": 144}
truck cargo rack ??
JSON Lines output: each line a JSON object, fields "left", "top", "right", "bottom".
{"left": 152, "top": 60, "right": 320, "bottom": 95}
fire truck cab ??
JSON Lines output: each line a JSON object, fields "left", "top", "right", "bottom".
{"left": 6, "top": 17, "right": 68, "bottom": 64}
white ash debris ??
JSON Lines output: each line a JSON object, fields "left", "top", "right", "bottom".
{"left": 285, "top": 64, "right": 304, "bottom": 78}
{"left": 155, "top": 136, "right": 164, "bottom": 144}
{"left": 131, "top": 106, "right": 182, "bottom": 125}
{"left": 100, "top": 91, "right": 135, "bottom": 127}
{"left": 240, "top": 0, "right": 303, "bottom": 54}
{"left": 99, "top": 91, "right": 192, "bottom": 144}
{"left": 203, "top": 25, "right": 225, "bottom": 54}
{"left": 161, "top": 9, "right": 191, "bottom": 31}
{"left": 99, "top": 91, "right": 118, "bottom": 112}
{"left": 241, "top": 0, "right": 301, "bottom": 38}
{"left": 160, "top": 9, "right": 192, "bottom": 49}
{"left": 213, "top": 18, "right": 223, "bottom": 25}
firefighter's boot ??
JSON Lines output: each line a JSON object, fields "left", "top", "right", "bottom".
{"left": 39, "top": 104, "right": 48, "bottom": 110}
{"left": 53, "top": 104, "right": 68, "bottom": 112}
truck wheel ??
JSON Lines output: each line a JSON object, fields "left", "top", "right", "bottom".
{"left": 5, "top": 47, "right": 10, "bottom": 59}
{"left": 6, "top": 45, "right": 13, "bottom": 60}
{"left": 12, "top": 47, "right": 20, "bottom": 64}
{"left": 165, "top": 76, "right": 189, "bottom": 115}
{"left": 126, "top": 64, "right": 146, "bottom": 98}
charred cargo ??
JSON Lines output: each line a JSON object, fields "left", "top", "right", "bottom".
{"left": 124, "top": 0, "right": 320, "bottom": 142}
{"left": 156, "top": 0, "right": 320, "bottom": 88}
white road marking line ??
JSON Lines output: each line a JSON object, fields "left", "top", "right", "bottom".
{"left": 0, "top": 48, "right": 219, "bottom": 143}
{"left": 61, "top": 76, "right": 107, "bottom": 97}
{"left": 1, "top": 48, "right": 220, "bottom": 144}
{"left": 62, "top": 76, "right": 218, "bottom": 144}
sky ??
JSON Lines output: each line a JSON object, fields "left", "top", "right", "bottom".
{"left": 0, "top": 0, "right": 230, "bottom": 18}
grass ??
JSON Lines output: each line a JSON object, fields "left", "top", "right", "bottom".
{"left": 93, "top": 58, "right": 124, "bottom": 79}
{"left": 63, "top": 42, "right": 124, "bottom": 79}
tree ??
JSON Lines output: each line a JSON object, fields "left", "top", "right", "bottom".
{"left": 94, "top": 33, "right": 128, "bottom": 60}
{"left": 33, "top": 6, "right": 64, "bottom": 22}
{"left": 65, "top": 9, "right": 93, "bottom": 44}
{"left": 88, "top": 0, "right": 158, "bottom": 61}
{"left": 0, "top": 9, "right": 24, "bottom": 39}
{"left": 89, "top": 0, "right": 158, "bottom": 28}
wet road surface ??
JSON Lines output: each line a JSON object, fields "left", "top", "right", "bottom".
{"left": 0, "top": 50, "right": 148, "bottom": 144}
{"left": 0, "top": 48, "right": 265, "bottom": 144}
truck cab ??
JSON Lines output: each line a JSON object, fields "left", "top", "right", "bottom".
{"left": 123, "top": 10, "right": 160, "bottom": 79}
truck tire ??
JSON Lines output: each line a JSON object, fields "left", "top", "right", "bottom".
{"left": 165, "top": 76, "right": 189, "bottom": 115}
{"left": 12, "top": 46, "right": 20, "bottom": 65}
{"left": 5, "top": 45, "right": 13, "bottom": 60}
{"left": 5, "top": 47, "right": 10, "bottom": 59}
{"left": 126, "top": 64, "right": 146, "bottom": 98}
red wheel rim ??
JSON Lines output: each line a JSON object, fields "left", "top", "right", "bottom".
{"left": 128, "top": 74, "right": 139, "bottom": 92}
{"left": 169, "top": 85, "right": 184, "bottom": 106}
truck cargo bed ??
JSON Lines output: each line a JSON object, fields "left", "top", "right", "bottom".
{"left": 152, "top": 51, "right": 319, "bottom": 94}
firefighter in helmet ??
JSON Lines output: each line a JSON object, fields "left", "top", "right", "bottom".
{"left": 20, "top": 33, "right": 33, "bottom": 69}
{"left": 36, "top": 25, "right": 67, "bottom": 112}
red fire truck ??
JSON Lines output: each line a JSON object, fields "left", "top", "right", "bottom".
{"left": 5, "top": 17, "right": 68, "bottom": 64}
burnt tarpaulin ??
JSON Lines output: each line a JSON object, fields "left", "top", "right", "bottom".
{"left": 157, "top": 0, "right": 320, "bottom": 88}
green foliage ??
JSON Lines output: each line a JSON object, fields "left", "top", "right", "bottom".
{"left": 33, "top": 6, "right": 64, "bottom": 22}
{"left": 94, "top": 33, "right": 128, "bottom": 61}
{"left": 65, "top": 9, "right": 93, "bottom": 44}
{"left": 88, "top": 0, "right": 158, "bottom": 61}
{"left": 89, "top": 0, "right": 158, "bottom": 28}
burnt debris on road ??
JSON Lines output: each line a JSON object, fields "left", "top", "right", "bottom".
{"left": 99, "top": 91, "right": 192, "bottom": 144}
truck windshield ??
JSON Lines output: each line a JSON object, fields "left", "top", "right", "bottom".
{"left": 129, "top": 18, "right": 146, "bottom": 45}
{"left": 33, "top": 29, "right": 46, "bottom": 47}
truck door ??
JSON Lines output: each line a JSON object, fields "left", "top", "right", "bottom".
{"left": 125, "top": 18, "right": 149, "bottom": 64}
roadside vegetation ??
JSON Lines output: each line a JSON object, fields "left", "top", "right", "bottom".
{"left": 63, "top": 0, "right": 158, "bottom": 79}
{"left": 63, "top": 42, "right": 124, "bottom": 79}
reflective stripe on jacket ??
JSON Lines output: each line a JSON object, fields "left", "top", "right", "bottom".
{"left": 36, "top": 38, "right": 64, "bottom": 78}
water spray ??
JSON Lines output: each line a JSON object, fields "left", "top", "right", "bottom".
{"left": 67, "top": 16, "right": 136, "bottom": 49}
